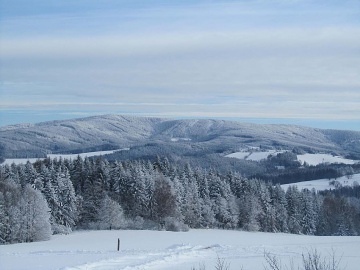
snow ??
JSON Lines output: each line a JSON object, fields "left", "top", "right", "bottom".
{"left": 2, "top": 158, "right": 40, "bottom": 165}
{"left": 2, "top": 149, "right": 130, "bottom": 165}
{"left": 282, "top": 173, "right": 360, "bottom": 191}
{"left": 297, "top": 153, "right": 356, "bottom": 166}
{"left": 170, "top": 138, "right": 192, "bottom": 142}
{"left": 226, "top": 151, "right": 358, "bottom": 166}
{"left": 47, "top": 148, "right": 130, "bottom": 160}
{"left": 226, "top": 150, "right": 284, "bottom": 161}
{"left": 1, "top": 229, "right": 360, "bottom": 270}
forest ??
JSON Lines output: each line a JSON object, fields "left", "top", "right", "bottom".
{"left": 1, "top": 156, "right": 360, "bottom": 244}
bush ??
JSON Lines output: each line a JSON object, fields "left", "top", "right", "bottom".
{"left": 264, "top": 249, "right": 343, "bottom": 270}
{"left": 191, "top": 249, "right": 343, "bottom": 270}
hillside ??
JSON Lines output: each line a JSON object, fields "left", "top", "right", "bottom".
{"left": 1, "top": 115, "right": 360, "bottom": 161}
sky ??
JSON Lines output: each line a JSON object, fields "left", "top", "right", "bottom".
{"left": 0, "top": 0, "right": 360, "bottom": 130}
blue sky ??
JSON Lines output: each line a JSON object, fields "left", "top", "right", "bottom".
{"left": 1, "top": 0, "right": 360, "bottom": 130}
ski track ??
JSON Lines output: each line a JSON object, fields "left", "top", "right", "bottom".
{"left": 60, "top": 244, "right": 336, "bottom": 270}
{"left": 63, "top": 245, "right": 219, "bottom": 270}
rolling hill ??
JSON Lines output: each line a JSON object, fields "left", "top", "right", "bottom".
{"left": 1, "top": 115, "right": 360, "bottom": 161}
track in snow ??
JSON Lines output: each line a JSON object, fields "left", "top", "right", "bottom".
{"left": 63, "top": 244, "right": 219, "bottom": 270}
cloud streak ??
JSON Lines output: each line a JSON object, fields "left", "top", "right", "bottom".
{"left": 1, "top": 0, "right": 360, "bottom": 129}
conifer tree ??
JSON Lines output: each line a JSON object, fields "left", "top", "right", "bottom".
{"left": 271, "top": 184, "right": 288, "bottom": 232}
{"left": 300, "top": 189, "right": 317, "bottom": 235}
{"left": 286, "top": 186, "right": 302, "bottom": 234}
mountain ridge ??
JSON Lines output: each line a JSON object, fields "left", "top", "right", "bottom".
{"left": 1, "top": 114, "right": 360, "bottom": 159}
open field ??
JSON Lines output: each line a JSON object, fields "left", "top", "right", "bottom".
{"left": 1, "top": 229, "right": 360, "bottom": 270}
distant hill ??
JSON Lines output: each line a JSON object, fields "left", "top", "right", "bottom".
{"left": 1, "top": 114, "right": 360, "bottom": 161}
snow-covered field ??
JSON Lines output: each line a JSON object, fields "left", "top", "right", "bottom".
{"left": 282, "top": 173, "right": 360, "bottom": 191}
{"left": 226, "top": 151, "right": 357, "bottom": 166}
{"left": 1, "top": 229, "right": 360, "bottom": 270}
{"left": 170, "top": 137, "right": 192, "bottom": 142}
{"left": 226, "top": 150, "right": 284, "bottom": 161}
{"left": 2, "top": 149, "right": 129, "bottom": 165}
{"left": 297, "top": 153, "right": 356, "bottom": 166}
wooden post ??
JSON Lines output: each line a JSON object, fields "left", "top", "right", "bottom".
{"left": 117, "top": 238, "right": 120, "bottom": 251}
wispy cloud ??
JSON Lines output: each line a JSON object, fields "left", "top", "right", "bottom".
{"left": 1, "top": 0, "right": 359, "bottom": 128}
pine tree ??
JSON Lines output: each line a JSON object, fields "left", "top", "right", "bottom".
{"left": 0, "top": 192, "right": 9, "bottom": 244}
{"left": 39, "top": 164, "right": 60, "bottom": 230}
{"left": 55, "top": 167, "right": 77, "bottom": 230}
{"left": 255, "top": 181, "right": 274, "bottom": 232}
{"left": 78, "top": 169, "right": 105, "bottom": 228}
{"left": 196, "top": 173, "right": 215, "bottom": 228}
{"left": 286, "top": 186, "right": 302, "bottom": 234}
{"left": 300, "top": 189, "right": 317, "bottom": 235}
{"left": 70, "top": 155, "right": 86, "bottom": 194}
{"left": 271, "top": 184, "right": 288, "bottom": 233}
{"left": 181, "top": 177, "right": 202, "bottom": 228}
{"left": 24, "top": 161, "right": 38, "bottom": 186}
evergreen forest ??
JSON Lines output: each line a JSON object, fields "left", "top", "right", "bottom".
{"left": 1, "top": 156, "right": 360, "bottom": 244}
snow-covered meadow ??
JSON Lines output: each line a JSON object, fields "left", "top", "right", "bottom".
{"left": 2, "top": 149, "right": 129, "bottom": 165}
{"left": 297, "top": 154, "right": 356, "bottom": 166}
{"left": 281, "top": 173, "right": 360, "bottom": 192}
{"left": 1, "top": 229, "right": 360, "bottom": 270}
{"left": 225, "top": 150, "right": 285, "bottom": 161}
{"left": 226, "top": 151, "right": 357, "bottom": 166}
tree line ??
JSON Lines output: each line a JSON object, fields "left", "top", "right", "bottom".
{"left": 1, "top": 156, "right": 360, "bottom": 244}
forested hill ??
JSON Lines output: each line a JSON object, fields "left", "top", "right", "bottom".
{"left": 1, "top": 114, "right": 360, "bottom": 159}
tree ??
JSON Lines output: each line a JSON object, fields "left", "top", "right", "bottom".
{"left": 53, "top": 167, "right": 77, "bottom": 232}
{"left": 286, "top": 186, "right": 303, "bottom": 234}
{"left": 97, "top": 195, "right": 125, "bottom": 230}
{"left": 0, "top": 192, "right": 9, "bottom": 244}
{"left": 300, "top": 189, "right": 317, "bottom": 235}
{"left": 38, "top": 164, "right": 60, "bottom": 231}
{"left": 21, "top": 185, "right": 52, "bottom": 242}
{"left": 240, "top": 192, "right": 261, "bottom": 231}
{"left": 181, "top": 176, "right": 202, "bottom": 228}
{"left": 0, "top": 181, "right": 51, "bottom": 243}
{"left": 270, "top": 184, "right": 288, "bottom": 233}
{"left": 78, "top": 165, "right": 105, "bottom": 228}
{"left": 152, "top": 175, "right": 177, "bottom": 224}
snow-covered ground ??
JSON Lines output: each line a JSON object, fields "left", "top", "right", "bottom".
{"left": 226, "top": 150, "right": 284, "bottom": 161}
{"left": 297, "top": 153, "right": 356, "bottom": 166}
{"left": 226, "top": 151, "right": 357, "bottom": 166}
{"left": 282, "top": 173, "right": 360, "bottom": 191}
{"left": 2, "top": 149, "right": 129, "bottom": 165}
{"left": 170, "top": 138, "right": 192, "bottom": 142}
{"left": 47, "top": 148, "right": 130, "bottom": 160}
{"left": 1, "top": 229, "right": 360, "bottom": 270}
{"left": 2, "top": 158, "right": 40, "bottom": 165}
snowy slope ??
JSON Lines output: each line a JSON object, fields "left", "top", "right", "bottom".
{"left": 0, "top": 115, "right": 162, "bottom": 158}
{"left": 1, "top": 230, "right": 360, "bottom": 270}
